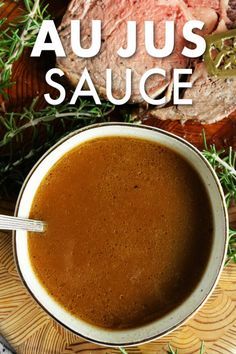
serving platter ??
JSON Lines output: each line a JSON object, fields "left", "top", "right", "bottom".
{"left": 0, "top": 1, "right": 236, "bottom": 353}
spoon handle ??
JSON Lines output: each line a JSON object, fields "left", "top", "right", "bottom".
{"left": 0, "top": 214, "right": 45, "bottom": 233}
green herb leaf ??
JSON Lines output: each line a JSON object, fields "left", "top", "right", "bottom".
{"left": 202, "top": 132, "right": 236, "bottom": 265}
{"left": 202, "top": 144, "right": 236, "bottom": 207}
{"left": 119, "top": 343, "right": 206, "bottom": 354}
{"left": 168, "top": 344, "right": 178, "bottom": 354}
{"left": 226, "top": 228, "right": 236, "bottom": 265}
{"left": 0, "top": 98, "right": 114, "bottom": 198}
{"left": 199, "top": 342, "right": 205, "bottom": 354}
{"left": 167, "top": 342, "right": 205, "bottom": 354}
{"left": 0, "top": 0, "right": 50, "bottom": 99}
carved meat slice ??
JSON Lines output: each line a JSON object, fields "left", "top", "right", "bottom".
{"left": 58, "top": 0, "right": 190, "bottom": 103}
{"left": 149, "top": 63, "right": 236, "bottom": 124}
{"left": 58, "top": 0, "right": 236, "bottom": 123}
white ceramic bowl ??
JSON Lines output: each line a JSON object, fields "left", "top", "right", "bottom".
{"left": 14, "top": 123, "right": 228, "bottom": 347}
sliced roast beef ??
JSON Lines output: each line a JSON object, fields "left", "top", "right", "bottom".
{"left": 189, "top": 7, "right": 218, "bottom": 33}
{"left": 58, "top": 0, "right": 236, "bottom": 123}
{"left": 148, "top": 63, "right": 236, "bottom": 124}
{"left": 58, "top": 0, "right": 191, "bottom": 103}
{"left": 184, "top": 0, "right": 220, "bottom": 10}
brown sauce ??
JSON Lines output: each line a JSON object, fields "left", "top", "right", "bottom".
{"left": 28, "top": 136, "right": 213, "bottom": 329}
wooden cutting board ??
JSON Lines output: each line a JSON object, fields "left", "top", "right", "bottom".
{"left": 0, "top": 1, "right": 236, "bottom": 353}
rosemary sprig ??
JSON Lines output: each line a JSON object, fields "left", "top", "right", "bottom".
{"left": 118, "top": 348, "right": 128, "bottom": 354}
{"left": 226, "top": 228, "right": 236, "bottom": 265}
{"left": 168, "top": 342, "right": 205, "bottom": 354}
{"left": 0, "top": 97, "right": 113, "bottom": 147}
{"left": 168, "top": 346, "right": 178, "bottom": 354}
{"left": 118, "top": 342, "right": 205, "bottom": 354}
{"left": 0, "top": 0, "right": 50, "bottom": 99}
{"left": 202, "top": 135, "right": 236, "bottom": 265}
{"left": 0, "top": 98, "right": 114, "bottom": 197}
{"left": 202, "top": 144, "right": 236, "bottom": 208}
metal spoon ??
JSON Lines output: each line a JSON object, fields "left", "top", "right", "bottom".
{"left": 0, "top": 333, "right": 16, "bottom": 354}
{"left": 0, "top": 214, "right": 45, "bottom": 233}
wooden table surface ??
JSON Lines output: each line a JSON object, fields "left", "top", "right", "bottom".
{"left": 0, "top": 1, "right": 236, "bottom": 353}
{"left": 0, "top": 201, "right": 235, "bottom": 354}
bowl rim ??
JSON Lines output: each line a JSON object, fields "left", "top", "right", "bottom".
{"left": 13, "top": 122, "right": 228, "bottom": 347}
